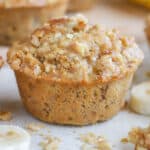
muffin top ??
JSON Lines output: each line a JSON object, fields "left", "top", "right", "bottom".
{"left": 0, "top": 0, "right": 62, "bottom": 8}
{"left": 8, "top": 15, "right": 144, "bottom": 84}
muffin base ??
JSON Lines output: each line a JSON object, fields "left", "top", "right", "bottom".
{"left": 0, "top": 1, "right": 67, "bottom": 45}
{"left": 68, "top": 0, "right": 95, "bottom": 11}
{"left": 15, "top": 71, "right": 133, "bottom": 125}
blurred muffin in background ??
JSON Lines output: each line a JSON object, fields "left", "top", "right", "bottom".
{"left": 0, "top": 0, "right": 68, "bottom": 45}
{"left": 68, "top": 0, "right": 95, "bottom": 12}
{"left": 129, "top": 0, "right": 150, "bottom": 9}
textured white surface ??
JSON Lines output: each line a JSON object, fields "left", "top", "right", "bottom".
{"left": 0, "top": 125, "right": 31, "bottom": 150}
{"left": 0, "top": 0, "right": 150, "bottom": 149}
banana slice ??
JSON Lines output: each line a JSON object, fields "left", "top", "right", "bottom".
{"left": 129, "top": 81, "right": 150, "bottom": 115}
{"left": 0, "top": 125, "right": 31, "bottom": 150}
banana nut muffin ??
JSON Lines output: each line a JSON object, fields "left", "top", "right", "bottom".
{"left": 0, "top": 0, "right": 68, "bottom": 45}
{"left": 68, "top": 0, "right": 95, "bottom": 11}
{"left": 7, "top": 15, "right": 144, "bottom": 125}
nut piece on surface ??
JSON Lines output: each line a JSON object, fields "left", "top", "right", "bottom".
{"left": 122, "top": 126, "right": 150, "bottom": 150}
{"left": 0, "top": 111, "right": 12, "bottom": 121}
{"left": 129, "top": 81, "right": 150, "bottom": 116}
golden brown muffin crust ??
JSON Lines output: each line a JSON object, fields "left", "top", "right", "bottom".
{"left": 7, "top": 15, "right": 144, "bottom": 84}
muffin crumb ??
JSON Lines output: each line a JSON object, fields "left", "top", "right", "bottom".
{"left": 26, "top": 123, "right": 45, "bottom": 132}
{"left": 80, "top": 132, "right": 111, "bottom": 150}
{"left": 39, "top": 135, "right": 61, "bottom": 150}
{"left": 0, "top": 111, "right": 12, "bottom": 121}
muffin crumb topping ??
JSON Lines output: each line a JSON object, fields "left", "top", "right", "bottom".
{"left": 122, "top": 126, "right": 150, "bottom": 150}
{"left": 8, "top": 15, "right": 144, "bottom": 83}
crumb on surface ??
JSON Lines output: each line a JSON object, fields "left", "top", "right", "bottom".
{"left": 121, "top": 126, "right": 150, "bottom": 150}
{"left": 80, "top": 132, "right": 111, "bottom": 150}
{"left": 39, "top": 135, "right": 61, "bottom": 150}
{"left": 26, "top": 122, "right": 45, "bottom": 132}
{"left": 0, "top": 111, "right": 12, "bottom": 121}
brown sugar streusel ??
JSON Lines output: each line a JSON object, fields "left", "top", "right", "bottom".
{"left": 8, "top": 15, "right": 143, "bottom": 84}
{"left": 122, "top": 126, "right": 150, "bottom": 150}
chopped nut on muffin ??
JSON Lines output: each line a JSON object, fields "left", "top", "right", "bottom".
{"left": 122, "top": 126, "right": 150, "bottom": 150}
{"left": 7, "top": 15, "right": 143, "bottom": 125}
